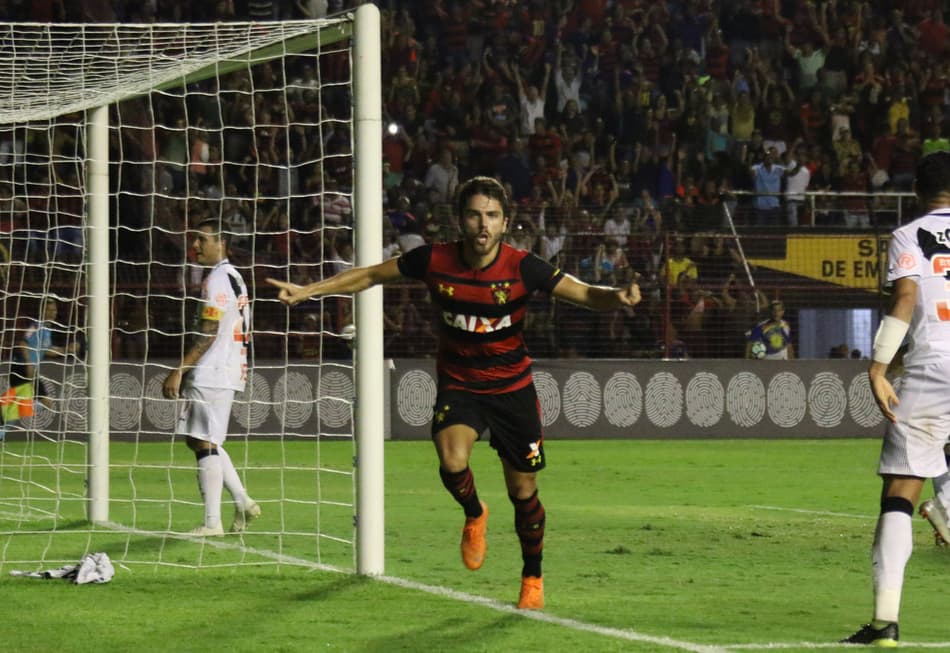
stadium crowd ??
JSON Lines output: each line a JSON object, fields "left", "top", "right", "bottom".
{"left": 343, "top": 0, "right": 943, "bottom": 359}
{"left": 4, "top": 0, "right": 948, "bottom": 360}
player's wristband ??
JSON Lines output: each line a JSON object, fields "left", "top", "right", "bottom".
{"left": 872, "top": 315, "right": 909, "bottom": 364}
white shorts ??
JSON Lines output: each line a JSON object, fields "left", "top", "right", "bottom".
{"left": 175, "top": 385, "right": 235, "bottom": 446}
{"left": 879, "top": 361, "right": 950, "bottom": 479}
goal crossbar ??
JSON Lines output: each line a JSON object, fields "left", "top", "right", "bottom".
{"left": 0, "top": 19, "right": 352, "bottom": 124}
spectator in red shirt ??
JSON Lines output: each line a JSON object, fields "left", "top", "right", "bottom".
{"left": 575, "top": 0, "right": 608, "bottom": 27}
{"left": 918, "top": 60, "right": 948, "bottom": 111}
{"left": 837, "top": 156, "right": 871, "bottom": 228}
{"left": 917, "top": 9, "right": 948, "bottom": 56}
{"left": 382, "top": 124, "right": 413, "bottom": 186}
{"left": 469, "top": 119, "right": 509, "bottom": 177}
{"left": 439, "top": 2, "right": 472, "bottom": 66}
{"left": 704, "top": 22, "right": 730, "bottom": 81}
{"left": 634, "top": 10, "right": 668, "bottom": 84}
{"left": 871, "top": 121, "right": 897, "bottom": 173}
{"left": 527, "top": 118, "right": 563, "bottom": 170}
{"left": 386, "top": 18, "right": 420, "bottom": 78}
{"left": 889, "top": 118, "right": 922, "bottom": 190}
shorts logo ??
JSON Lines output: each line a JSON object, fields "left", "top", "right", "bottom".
{"left": 434, "top": 404, "right": 450, "bottom": 423}
{"left": 490, "top": 282, "right": 512, "bottom": 305}
{"left": 526, "top": 439, "right": 542, "bottom": 467}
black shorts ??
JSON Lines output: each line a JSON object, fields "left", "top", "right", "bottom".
{"left": 431, "top": 384, "right": 546, "bottom": 473}
{"left": 8, "top": 363, "right": 51, "bottom": 398}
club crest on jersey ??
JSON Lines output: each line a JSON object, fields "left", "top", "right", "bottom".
{"left": 442, "top": 312, "right": 512, "bottom": 333}
{"left": 438, "top": 283, "right": 455, "bottom": 297}
{"left": 490, "top": 282, "right": 512, "bottom": 305}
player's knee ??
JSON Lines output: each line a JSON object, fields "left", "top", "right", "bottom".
{"left": 506, "top": 478, "right": 538, "bottom": 503}
{"left": 186, "top": 437, "right": 216, "bottom": 454}
{"left": 434, "top": 441, "right": 468, "bottom": 468}
{"left": 433, "top": 442, "right": 472, "bottom": 471}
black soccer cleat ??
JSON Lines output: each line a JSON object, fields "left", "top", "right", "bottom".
{"left": 841, "top": 622, "right": 899, "bottom": 647}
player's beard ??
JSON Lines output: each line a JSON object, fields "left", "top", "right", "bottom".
{"left": 466, "top": 230, "right": 502, "bottom": 258}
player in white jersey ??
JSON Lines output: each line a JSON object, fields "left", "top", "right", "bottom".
{"left": 162, "top": 219, "right": 260, "bottom": 537}
{"left": 843, "top": 151, "right": 950, "bottom": 646}
{"left": 918, "top": 445, "right": 950, "bottom": 546}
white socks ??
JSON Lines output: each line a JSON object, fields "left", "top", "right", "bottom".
{"left": 934, "top": 471, "right": 950, "bottom": 514}
{"left": 196, "top": 453, "right": 224, "bottom": 529}
{"left": 196, "top": 446, "right": 252, "bottom": 529}
{"left": 871, "top": 511, "right": 913, "bottom": 624}
{"left": 217, "top": 445, "right": 250, "bottom": 510}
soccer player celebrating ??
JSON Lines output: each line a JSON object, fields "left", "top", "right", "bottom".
{"left": 163, "top": 219, "right": 261, "bottom": 536}
{"left": 843, "top": 151, "right": 950, "bottom": 646}
{"left": 268, "top": 176, "right": 641, "bottom": 609}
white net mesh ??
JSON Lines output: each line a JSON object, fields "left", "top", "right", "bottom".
{"left": 0, "top": 21, "right": 352, "bottom": 123}
{"left": 0, "top": 17, "right": 362, "bottom": 572}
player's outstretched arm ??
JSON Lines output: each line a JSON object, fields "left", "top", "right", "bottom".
{"left": 551, "top": 273, "right": 641, "bottom": 311}
{"left": 267, "top": 258, "right": 404, "bottom": 307}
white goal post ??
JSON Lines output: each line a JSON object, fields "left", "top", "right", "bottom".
{"left": 0, "top": 6, "right": 383, "bottom": 575}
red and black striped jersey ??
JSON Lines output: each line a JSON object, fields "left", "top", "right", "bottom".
{"left": 398, "top": 242, "right": 564, "bottom": 394}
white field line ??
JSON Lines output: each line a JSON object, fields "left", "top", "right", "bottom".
{"left": 746, "top": 505, "right": 877, "bottom": 519}
{"left": 103, "top": 521, "right": 349, "bottom": 573}
{"left": 103, "top": 520, "right": 950, "bottom": 652}
{"left": 378, "top": 574, "right": 729, "bottom": 653}
{"left": 104, "top": 520, "right": 724, "bottom": 653}
{"left": 0, "top": 509, "right": 62, "bottom": 522}
{"left": 724, "top": 643, "right": 950, "bottom": 650}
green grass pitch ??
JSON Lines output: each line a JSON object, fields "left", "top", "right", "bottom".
{"left": 0, "top": 437, "right": 948, "bottom": 652}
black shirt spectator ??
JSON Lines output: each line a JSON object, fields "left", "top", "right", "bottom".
{"left": 495, "top": 139, "right": 534, "bottom": 202}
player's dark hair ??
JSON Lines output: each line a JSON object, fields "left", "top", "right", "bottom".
{"left": 195, "top": 218, "right": 230, "bottom": 248}
{"left": 914, "top": 151, "right": 950, "bottom": 204}
{"left": 455, "top": 176, "right": 509, "bottom": 219}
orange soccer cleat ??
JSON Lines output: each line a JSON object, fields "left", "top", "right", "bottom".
{"left": 460, "top": 501, "right": 488, "bottom": 570}
{"left": 517, "top": 575, "right": 544, "bottom": 610}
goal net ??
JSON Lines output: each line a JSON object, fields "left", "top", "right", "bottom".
{"left": 0, "top": 8, "right": 384, "bottom": 575}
